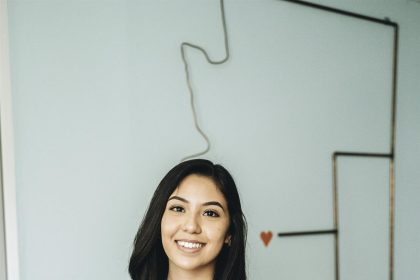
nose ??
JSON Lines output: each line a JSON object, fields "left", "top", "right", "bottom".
{"left": 182, "top": 212, "right": 202, "bottom": 234}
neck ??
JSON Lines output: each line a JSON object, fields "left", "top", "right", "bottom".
{"left": 167, "top": 263, "right": 215, "bottom": 280}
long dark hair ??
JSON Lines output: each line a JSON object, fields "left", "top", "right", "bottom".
{"left": 129, "top": 159, "right": 247, "bottom": 280}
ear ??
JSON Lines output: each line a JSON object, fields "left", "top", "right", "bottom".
{"left": 224, "top": 235, "right": 232, "bottom": 246}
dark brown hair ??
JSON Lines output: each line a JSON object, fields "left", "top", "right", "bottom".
{"left": 129, "top": 159, "right": 247, "bottom": 280}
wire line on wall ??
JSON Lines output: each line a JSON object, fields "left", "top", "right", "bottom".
{"left": 180, "top": 0, "right": 229, "bottom": 161}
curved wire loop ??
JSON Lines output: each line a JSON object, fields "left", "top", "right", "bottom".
{"left": 180, "top": 0, "right": 229, "bottom": 162}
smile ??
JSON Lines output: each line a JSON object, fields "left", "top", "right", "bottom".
{"left": 176, "top": 240, "right": 205, "bottom": 249}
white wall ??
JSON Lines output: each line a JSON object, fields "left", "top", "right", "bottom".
{"left": 0, "top": 168, "right": 6, "bottom": 280}
{"left": 1, "top": 0, "right": 19, "bottom": 278}
{"left": 4, "top": 0, "right": 420, "bottom": 279}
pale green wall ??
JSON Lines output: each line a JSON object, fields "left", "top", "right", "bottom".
{"left": 6, "top": 0, "right": 420, "bottom": 279}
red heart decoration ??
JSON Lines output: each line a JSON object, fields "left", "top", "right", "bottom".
{"left": 260, "top": 231, "right": 273, "bottom": 247}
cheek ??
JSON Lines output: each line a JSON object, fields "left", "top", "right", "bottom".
{"left": 161, "top": 213, "right": 182, "bottom": 239}
{"left": 206, "top": 221, "right": 230, "bottom": 242}
{"left": 161, "top": 214, "right": 174, "bottom": 238}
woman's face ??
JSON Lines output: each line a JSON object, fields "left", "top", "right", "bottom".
{"left": 161, "top": 174, "right": 230, "bottom": 275}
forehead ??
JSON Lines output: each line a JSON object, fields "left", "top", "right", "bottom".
{"left": 171, "top": 174, "right": 227, "bottom": 204}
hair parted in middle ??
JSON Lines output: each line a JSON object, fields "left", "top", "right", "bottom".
{"left": 128, "top": 159, "right": 247, "bottom": 280}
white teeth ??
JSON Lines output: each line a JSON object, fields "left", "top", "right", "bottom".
{"left": 177, "top": 241, "right": 203, "bottom": 249}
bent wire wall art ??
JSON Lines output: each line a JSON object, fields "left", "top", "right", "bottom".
{"left": 178, "top": 0, "right": 398, "bottom": 279}
{"left": 180, "top": 0, "right": 229, "bottom": 161}
{"left": 274, "top": 1, "right": 399, "bottom": 280}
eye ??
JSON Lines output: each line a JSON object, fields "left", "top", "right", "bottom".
{"left": 169, "top": 206, "right": 185, "bottom": 213}
{"left": 203, "top": 210, "right": 220, "bottom": 217}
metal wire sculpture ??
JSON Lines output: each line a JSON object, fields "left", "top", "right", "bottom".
{"left": 180, "top": 0, "right": 229, "bottom": 161}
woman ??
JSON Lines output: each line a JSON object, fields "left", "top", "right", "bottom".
{"left": 129, "top": 159, "right": 247, "bottom": 280}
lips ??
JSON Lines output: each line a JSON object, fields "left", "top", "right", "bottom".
{"left": 175, "top": 240, "right": 206, "bottom": 252}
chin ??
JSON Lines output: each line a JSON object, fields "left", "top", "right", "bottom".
{"left": 169, "top": 252, "right": 215, "bottom": 272}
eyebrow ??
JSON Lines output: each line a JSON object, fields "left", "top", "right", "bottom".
{"left": 168, "top": 196, "right": 225, "bottom": 211}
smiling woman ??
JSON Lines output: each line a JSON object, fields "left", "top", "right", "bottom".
{"left": 129, "top": 159, "right": 247, "bottom": 280}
